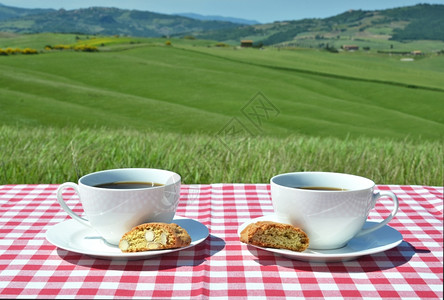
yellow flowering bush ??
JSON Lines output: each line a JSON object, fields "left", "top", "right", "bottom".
{"left": 0, "top": 47, "right": 38, "bottom": 55}
{"left": 21, "top": 48, "right": 39, "bottom": 55}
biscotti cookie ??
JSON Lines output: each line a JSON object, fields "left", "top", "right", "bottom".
{"left": 240, "top": 221, "right": 309, "bottom": 252}
{"left": 119, "top": 222, "right": 191, "bottom": 252}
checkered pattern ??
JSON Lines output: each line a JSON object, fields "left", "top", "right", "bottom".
{"left": 0, "top": 184, "right": 442, "bottom": 299}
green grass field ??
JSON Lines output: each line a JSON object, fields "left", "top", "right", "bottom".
{"left": 1, "top": 34, "right": 443, "bottom": 185}
{"left": 1, "top": 126, "right": 442, "bottom": 185}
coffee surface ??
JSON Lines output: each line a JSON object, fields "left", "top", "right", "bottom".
{"left": 95, "top": 182, "right": 164, "bottom": 189}
{"left": 294, "top": 186, "right": 347, "bottom": 191}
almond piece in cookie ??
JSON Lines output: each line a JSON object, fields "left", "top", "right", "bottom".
{"left": 119, "top": 222, "right": 191, "bottom": 253}
{"left": 240, "top": 221, "right": 309, "bottom": 252}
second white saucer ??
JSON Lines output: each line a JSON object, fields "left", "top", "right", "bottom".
{"left": 238, "top": 214, "right": 403, "bottom": 263}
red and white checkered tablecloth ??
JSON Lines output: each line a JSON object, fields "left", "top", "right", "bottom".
{"left": 0, "top": 184, "right": 442, "bottom": 299}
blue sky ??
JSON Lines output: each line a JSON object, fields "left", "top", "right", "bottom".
{"left": 1, "top": 0, "right": 444, "bottom": 23}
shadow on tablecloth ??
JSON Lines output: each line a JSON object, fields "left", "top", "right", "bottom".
{"left": 250, "top": 241, "right": 430, "bottom": 272}
{"left": 56, "top": 234, "right": 225, "bottom": 271}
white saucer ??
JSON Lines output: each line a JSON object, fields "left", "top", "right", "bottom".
{"left": 238, "top": 214, "right": 403, "bottom": 263}
{"left": 46, "top": 216, "right": 209, "bottom": 260}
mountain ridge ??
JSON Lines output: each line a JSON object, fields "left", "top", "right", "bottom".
{"left": 0, "top": 2, "right": 55, "bottom": 21}
{"left": 0, "top": 3, "right": 442, "bottom": 45}
{"left": 0, "top": 4, "right": 241, "bottom": 37}
{"left": 190, "top": 4, "right": 444, "bottom": 46}
{"left": 175, "top": 12, "right": 260, "bottom": 25}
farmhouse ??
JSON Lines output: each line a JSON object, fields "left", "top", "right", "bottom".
{"left": 240, "top": 40, "right": 253, "bottom": 47}
{"left": 342, "top": 45, "right": 359, "bottom": 51}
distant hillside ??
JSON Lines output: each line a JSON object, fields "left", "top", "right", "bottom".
{"left": 383, "top": 4, "right": 444, "bottom": 41}
{"left": 0, "top": 3, "right": 442, "bottom": 46}
{"left": 0, "top": 4, "right": 240, "bottom": 37}
{"left": 175, "top": 13, "right": 260, "bottom": 25}
{"left": 191, "top": 4, "right": 444, "bottom": 46}
{"left": 0, "top": 3, "right": 54, "bottom": 20}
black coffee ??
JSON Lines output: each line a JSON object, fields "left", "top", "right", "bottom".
{"left": 294, "top": 186, "right": 347, "bottom": 191}
{"left": 95, "top": 181, "right": 164, "bottom": 189}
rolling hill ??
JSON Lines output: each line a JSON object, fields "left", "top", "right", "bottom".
{"left": 0, "top": 34, "right": 443, "bottom": 142}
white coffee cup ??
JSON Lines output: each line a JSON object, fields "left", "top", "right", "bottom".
{"left": 270, "top": 172, "right": 398, "bottom": 250}
{"left": 56, "top": 168, "right": 181, "bottom": 245}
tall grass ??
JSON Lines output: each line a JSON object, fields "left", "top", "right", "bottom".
{"left": 1, "top": 125, "right": 442, "bottom": 186}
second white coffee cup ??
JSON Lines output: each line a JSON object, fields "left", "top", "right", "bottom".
{"left": 270, "top": 172, "right": 398, "bottom": 250}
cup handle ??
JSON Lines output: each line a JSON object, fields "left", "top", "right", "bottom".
{"left": 354, "top": 191, "right": 399, "bottom": 238}
{"left": 56, "top": 182, "right": 92, "bottom": 228}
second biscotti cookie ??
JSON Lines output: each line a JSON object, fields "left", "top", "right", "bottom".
{"left": 119, "top": 222, "right": 191, "bottom": 252}
{"left": 240, "top": 221, "right": 309, "bottom": 252}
